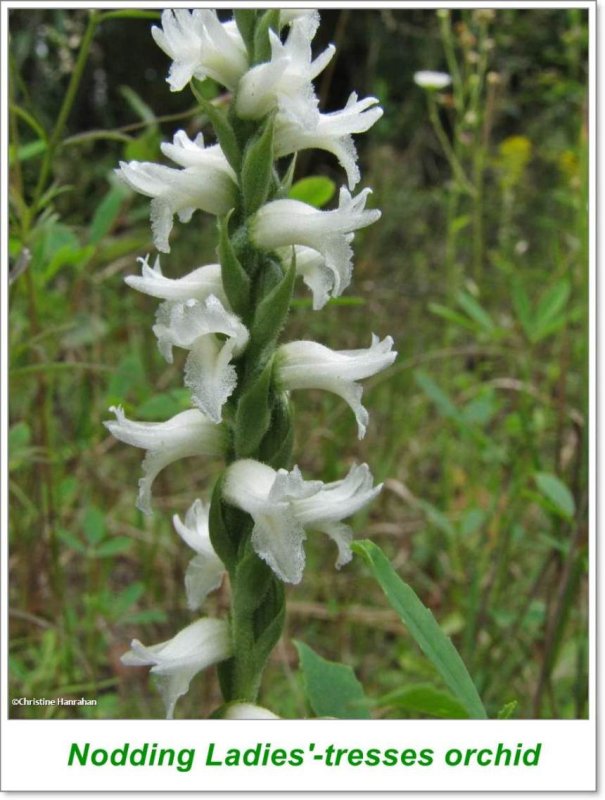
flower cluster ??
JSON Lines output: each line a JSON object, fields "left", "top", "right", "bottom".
{"left": 109, "top": 9, "right": 395, "bottom": 718}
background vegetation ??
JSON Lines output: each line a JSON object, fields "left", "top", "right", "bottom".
{"left": 8, "top": 7, "right": 588, "bottom": 720}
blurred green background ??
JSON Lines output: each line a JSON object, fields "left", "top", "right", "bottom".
{"left": 8, "top": 8, "right": 588, "bottom": 720}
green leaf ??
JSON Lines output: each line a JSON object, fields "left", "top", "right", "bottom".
{"left": 119, "top": 85, "right": 156, "bottom": 125}
{"left": 417, "top": 499, "right": 456, "bottom": 538}
{"left": 95, "top": 537, "right": 132, "bottom": 557}
{"left": 218, "top": 213, "right": 251, "bottom": 318}
{"left": 428, "top": 302, "right": 481, "bottom": 333}
{"left": 258, "top": 393, "right": 293, "bottom": 468}
{"left": 89, "top": 183, "right": 130, "bottom": 244}
{"left": 455, "top": 290, "right": 495, "bottom": 333}
{"left": 253, "top": 9, "right": 280, "bottom": 64}
{"left": 209, "top": 475, "right": 239, "bottom": 570}
{"left": 250, "top": 260, "right": 295, "bottom": 355}
{"left": 534, "top": 472, "right": 575, "bottom": 520}
{"left": 294, "top": 640, "right": 371, "bottom": 719}
{"left": 111, "top": 582, "right": 145, "bottom": 616}
{"left": 531, "top": 280, "right": 571, "bottom": 342}
{"left": 241, "top": 114, "right": 275, "bottom": 216}
{"left": 9, "top": 421, "right": 30, "bottom": 453}
{"left": 9, "top": 139, "right": 47, "bottom": 165}
{"left": 379, "top": 683, "right": 469, "bottom": 719}
{"left": 289, "top": 176, "right": 337, "bottom": 209}
{"left": 56, "top": 527, "right": 88, "bottom": 555}
{"left": 234, "top": 10, "right": 257, "bottom": 58}
{"left": 192, "top": 86, "right": 242, "bottom": 172}
{"left": 414, "top": 370, "right": 462, "bottom": 423}
{"left": 351, "top": 539, "right": 487, "bottom": 719}
{"left": 82, "top": 506, "right": 106, "bottom": 546}
{"left": 235, "top": 357, "right": 274, "bottom": 457}
{"left": 512, "top": 278, "right": 532, "bottom": 338}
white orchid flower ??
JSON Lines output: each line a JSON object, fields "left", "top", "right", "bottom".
{"left": 173, "top": 499, "right": 225, "bottom": 611}
{"left": 222, "top": 702, "right": 280, "bottom": 720}
{"left": 413, "top": 70, "right": 452, "bottom": 90}
{"left": 152, "top": 9, "right": 248, "bottom": 92}
{"left": 279, "top": 245, "right": 337, "bottom": 310}
{"left": 104, "top": 406, "right": 226, "bottom": 515}
{"left": 117, "top": 131, "right": 237, "bottom": 253}
{"left": 251, "top": 187, "right": 380, "bottom": 297}
{"left": 279, "top": 9, "right": 320, "bottom": 29}
{"left": 223, "top": 460, "right": 382, "bottom": 584}
{"left": 125, "top": 255, "right": 227, "bottom": 305}
{"left": 275, "top": 93, "right": 383, "bottom": 190}
{"left": 152, "top": 294, "right": 249, "bottom": 423}
{"left": 121, "top": 618, "right": 232, "bottom": 719}
{"left": 235, "top": 15, "right": 334, "bottom": 121}
{"left": 277, "top": 335, "right": 397, "bottom": 438}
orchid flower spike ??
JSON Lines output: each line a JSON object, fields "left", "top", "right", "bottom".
{"left": 117, "top": 131, "right": 237, "bottom": 253}
{"left": 275, "top": 92, "right": 383, "bottom": 190}
{"left": 173, "top": 499, "right": 225, "bottom": 611}
{"left": 104, "top": 406, "right": 226, "bottom": 515}
{"left": 223, "top": 460, "right": 382, "bottom": 584}
{"left": 121, "top": 618, "right": 232, "bottom": 719}
{"left": 235, "top": 15, "right": 334, "bottom": 121}
{"left": 152, "top": 295, "right": 249, "bottom": 423}
{"left": 125, "top": 255, "right": 227, "bottom": 305}
{"left": 277, "top": 335, "right": 397, "bottom": 438}
{"left": 152, "top": 9, "right": 248, "bottom": 92}
{"left": 251, "top": 187, "right": 381, "bottom": 297}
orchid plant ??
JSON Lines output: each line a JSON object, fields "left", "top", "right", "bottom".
{"left": 107, "top": 8, "right": 484, "bottom": 721}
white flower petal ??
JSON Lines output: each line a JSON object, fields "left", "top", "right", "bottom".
{"left": 222, "top": 702, "right": 280, "bottom": 719}
{"left": 235, "top": 15, "right": 333, "bottom": 119}
{"left": 116, "top": 137, "right": 237, "bottom": 253}
{"left": 277, "top": 335, "right": 396, "bottom": 438}
{"left": 173, "top": 500, "right": 225, "bottom": 611}
{"left": 184, "top": 335, "right": 239, "bottom": 423}
{"left": 251, "top": 188, "right": 380, "bottom": 292}
{"left": 152, "top": 9, "right": 248, "bottom": 92}
{"left": 121, "top": 618, "right": 231, "bottom": 718}
{"left": 125, "top": 255, "right": 226, "bottom": 304}
{"left": 223, "top": 460, "right": 381, "bottom": 583}
{"left": 104, "top": 406, "right": 225, "bottom": 515}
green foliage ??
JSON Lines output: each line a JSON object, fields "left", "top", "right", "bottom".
{"left": 352, "top": 540, "right": 487, "bottom": 719}
{"left": 534, "top": 472, "right": 576, "bottom": 520}
{"left": 294, "top": 641, "right": 370, "bottom": 719}
{"left": 378, "top": 684, "right": 470, "bottom": 719}
{"left": 288, "top": 176, "right": 337, "bottom": 209}
{"left": 241, "top": 114, "right": 275, "bottom": 216}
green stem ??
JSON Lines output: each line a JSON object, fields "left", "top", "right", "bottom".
{"left": 30, "top": 10, "right": 99, "bottom": 218}
{"left": 427, "top": 95, "right": 475, "bottom": 198}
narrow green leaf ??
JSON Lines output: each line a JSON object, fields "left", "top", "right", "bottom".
{"left": 95, "top": 537, "right": 132, "bottom": 557}
{"left": 258, "top": 393, "right": 293, "bottom": 468}
{"left": 192, "top": 86, "right": 242, "bottom": 172}
{"left": 417, "top": 499, "right": 456, "bottom": 538}
{"left": 234, "top": 10, "right": 257, "bottom": 58}
{"left": 250, "top": 260, "right": 295, "bottom": 354}
{"left": 89, "top": 183, "right": 130, "bottom": 244}
{"left": 379, "top": 683, "right": 469, "bottom": 719}
{"left": 351, "top": 539, "right": 487, "bottom": 719}
{"left": 294, "top": 640, "right": 371, "bottom": 719}
{"left": 534, "top": 472, "right": 576, "bottom": 520}
{"left": 455, "top": 290, "right": 495, "bottom": 333}
{"left": 218, "top": 213, "right": 251, "bottom": 318}
{"left": 289, "top": 176, "right": 337, "bottom": 209}
{"left": 414, "top": 370, "right": 462, "bottom": 422}
{"left": 9, "top": 139, "right": 47, "bottom": 165}
{"left": 235, "top": 357, "right": 274, "bottom": 457}
{"left": 253, "top": 9, "right": 280, "bottom": 64}
{"left": 429, "top": 302, "right": 481, "bottom": 333}
{"left": 82, "top": 506, "right": 106, "bottom": 546}
{"left": 119, "top": 85, "right": 156, "bottom": 125}
{"left": 531, "top": 280, "right": 571, "bottom": 342}
{"left": 241, "top": 114, "right": 275, "bottom": 216}
{"left": 512, "top": 278, "right": 532, "bottom": 338}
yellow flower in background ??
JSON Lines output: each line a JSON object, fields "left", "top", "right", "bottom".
{"left": 496, "top": 135, "right": 532, "bottom": 189}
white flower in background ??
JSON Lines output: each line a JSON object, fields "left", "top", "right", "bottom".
{"left": 117, "top": 131, "right": 237, "bottom": 253}
{"left": 121, "top": 618, "right": 232, "bottom": 719}
{"left": 251, "top": 187, "right": 380, "bottom": 297}
{"left": 275, "top": 93, "right": 383, "bottom": 190}
{"left": 104, "top": 406, "right": 226, "bottom": 515}
{"left": 235, "top": 15, "right": 334, "bottom": 121}
{"left": 125, "top": 255, "right": 227, "bottom": 305}
{"left": 222, "top": 702, "right": 280, "bottom": 719}
{"left": 173, "top": 499, "right": 225, "bottom": 611}
{"left": 277, "top": 335, "right": 396, "bottom": 438}
{"left": 413, "top": 70, "right": 452, "bottom": 90}
{"left": 152, "top": 9, "right": 248, "bottom": 92}
{"left": 152, "top": 295, "right": 249, "bottom": 423}
{"left": 223, "top": 460, "right": 382, "bottom": 584}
